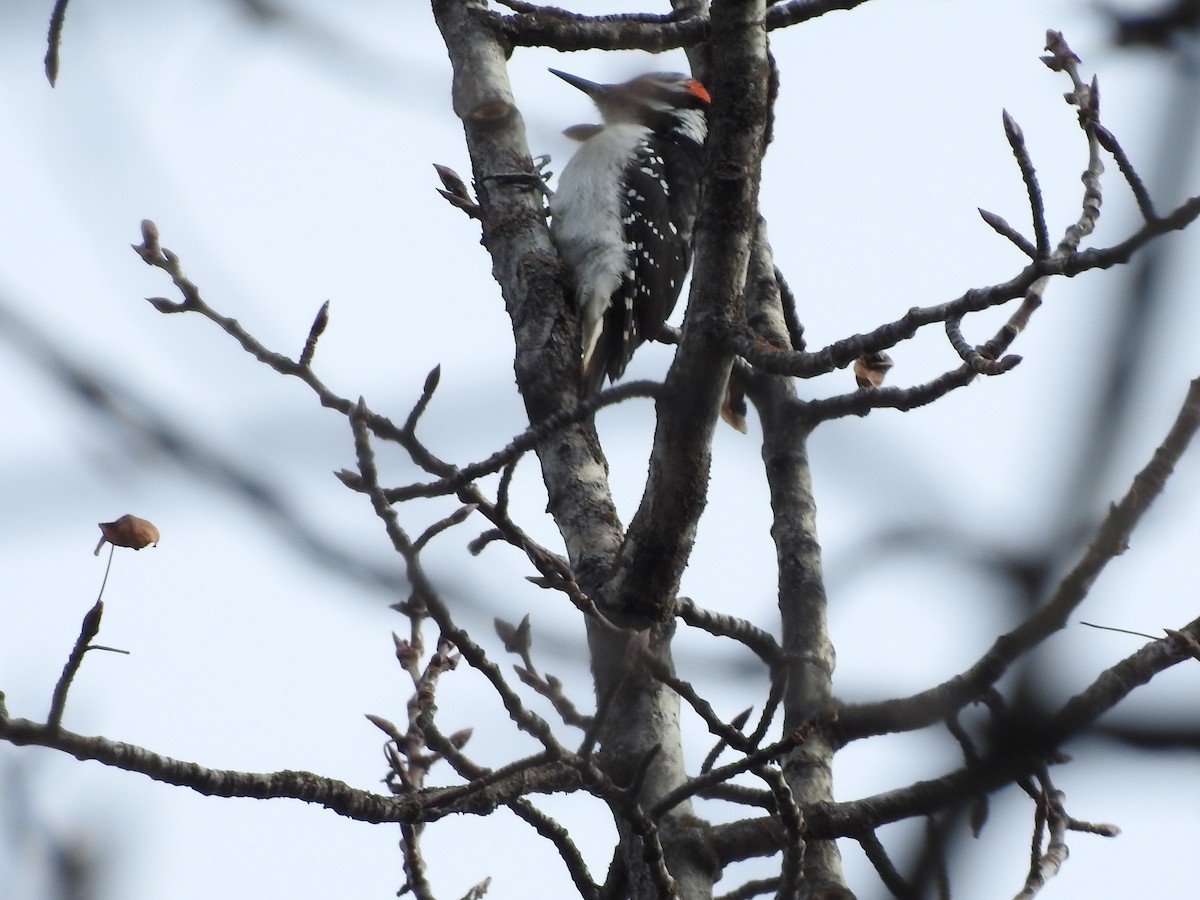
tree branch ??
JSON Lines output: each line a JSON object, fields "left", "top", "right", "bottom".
{"left": 836, "top": 377, "right": 1200, "bottom": 742}
{"left": 491, "top": 0, "right": 879, "bottom": 51}
{"left": 610, "top": 0, "right": 770, "bottom": 621}
{"left": 0, "top": 706, "right": 584, "bottom": 823}
{"left": 46, "top": 600, "right": 105, "bottom": 730}
{"left": 710, "top": 616, "right": 1200, "bottom": 862}
{"left": 727, "top": 196, "right": 1200, "bottom": 380}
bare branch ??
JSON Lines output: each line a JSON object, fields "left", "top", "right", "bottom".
{"left": 647, "top": 662, "right": 753, "bottom": 753}
{"left": 400, "top": 823, "right": 435, "bottom": 900}
{"left": 710, "top": 614, "right": 1200, "bottom": 866}
{"left": 945, "top": 313, "right": 1022, "bottom": 376}
{"left": 513, "top": 665, "right": 594, "bottom": 731}
{"left": 1014, "top": 774, "right": 1073, "bottom": 900}
{"left": 489, "top": 7, "right": 705, "bottom": 52}
{"left": 802, "top": 363, "right": 977, "bottom": 421}
{"left": 349, "top": 403, "right": 567, "bottom": 758}
{"left": 701, "top": 708, "right": 752, "bottom": 773}
{"left": 1043, "top": 33, "right": 1103, "bottom": 258}
{"left": 754, "top": 765, "right": 803, "bottom": 900}
{"left": 1002, "top": 110, "right": 1050, "bottom": 258}
{"left": 731, "top": 191, "right": 1200, "bottom": 381}
{"left": 857, "top": 830, "right": 917, "bottom": 900}
{"left": 676, "top": 597, "right": 781, "bottom": 666}
{"left": 726, "top": 31, "right": 1195, "bottom": 389}
{"left": 844, "top": 619, "right": 1200, "bottom": 840}
{"left": 978, "top": 208, "right": 1039, "bottom": 259}
{"left": 0, "top": 712, "right": 415, "bottom": 822}
{"left": 413, "top": 503, "right": 478, "bottom": 552}
{"left": 1094, "top": 124, "right": 1156, "bottom": 221}
{"left": 46, "top": 600, "right": 105, "bottom": 730}
{"left": 492, "top": 0, "right": 879, "bottom": 51}
{"left": 745, "top": 666, "right": 787, "bottom": 753}
{"left": 509, "top": 800, "right": 600, "bottom": 900}
{"left": 383, "top": 379, "right": 659, "bottom": 504}
{"left": 45, "top": 0, "right": 71, "bottom": 86}
{"left": 837, "top": 377, "right": 1200, "bottom": 741}
{"left": 607, "top": 0, "right": 770, "bottom": 620}
{"left": 651, "top": 714, "right": 823, "bottom": 819}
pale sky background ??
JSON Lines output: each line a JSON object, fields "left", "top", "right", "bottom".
{"left": 2, "top": 1, "right": 1199, "bottom": 898}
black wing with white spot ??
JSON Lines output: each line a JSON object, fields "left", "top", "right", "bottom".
{"left": 583, "top": 140, "right": 691, "bottom": 392}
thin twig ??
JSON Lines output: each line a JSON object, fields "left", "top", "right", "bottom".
{"left": 413, "top": 504, "right": 477, "bottom": 552}
{"left": 978, "top": 208, "right": 1039, "bottom": 259}
{"left": 647, "top": 660, "right": 753, "bottom": 752}
{"left": 802, "top": 360, "right": 976, "bottom": 421}
{"left": 349, "top": 402, "right": 567, "bottom": 757}
{"left": 1014, "top": 771, "right": 1072, "bottom": 899}
{"left": 384, "top": 379, "right": 659, "bottom": 503}
{"left": 513, "top": 665, "right": 594, "bottom": 730}
{"left": 858, "top": 830, "right": 917, "bottom": 900}
{"left": 725, "top": 193, "right": 1200, "bottom": 381}
{"left": 945, "top": 313, "right": 1021, "bottom": 376}
{"left": 700, "top": 783, "right": 774, "bottom": 809}
{"left": 1002, "top": 110, "right": 1050, "bottom": 258}
{"left": 754, "top": 765, "right": 803, "bottom": 899}
{"left": 701, "top": 708, "right": 752, "bottom": 773}
{"left": 838, "top": 377, "right": 1200, "bottom": 741}
{"left": 1094, "top": 124, "right": 1156, "bottom": 221}
{"left": 46, "top": 601, "right": 105, "bottom": 730}
{"left": 400, "top": 823, "right": 435, "bottom": 900}
{"left": 509, "top": 800, "right": 600, "bottom": 900}
{"left": 45, "top": 0, "right": 71, "bottom": 86}
{"left": 675, "top": 597, "right": 781, "bottom": 666}
{"left": 745, "top": 665, "right": 787, "bottom": 751}
{"left": 651, "top": 714, "right": 823, "bottom": 818}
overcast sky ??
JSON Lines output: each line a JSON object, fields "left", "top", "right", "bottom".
{"left": 2, "top": 1, "right": 1199, "bottom": 898}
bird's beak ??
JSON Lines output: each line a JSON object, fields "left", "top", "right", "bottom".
{"left": 548, "top": 69, "right": 608, "bottom": 99}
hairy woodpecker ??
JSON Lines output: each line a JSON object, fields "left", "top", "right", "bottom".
{"left": 548, "top": 69, "right": 710, "bottom": 394}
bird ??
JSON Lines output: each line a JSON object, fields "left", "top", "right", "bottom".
{"left": 547, "top": 69, "right": 710, "bottom": 395}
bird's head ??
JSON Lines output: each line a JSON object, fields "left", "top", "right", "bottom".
{"left": 549, "top": 69, "right": 710, "bottom": 130}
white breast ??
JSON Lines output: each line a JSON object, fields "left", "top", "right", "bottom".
{"left": 550, "top": 123, "right": 651, "bottom": 365}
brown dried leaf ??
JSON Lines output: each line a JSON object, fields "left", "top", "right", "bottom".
{"left": 854, "top": 351, "right": 894, "bottom": 389}
{"left": 720, "top": 368, "right": 748, "bottom": 433}
{"left": 94, "top": 514, "right": 160, "bottom": 556}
